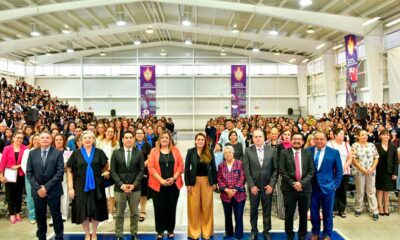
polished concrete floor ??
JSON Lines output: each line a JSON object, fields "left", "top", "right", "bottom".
{"left": 1, "top": 132, "right": 400, "bottom": 240}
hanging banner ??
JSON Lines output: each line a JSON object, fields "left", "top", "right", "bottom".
{"left": 231, "top": 65, "right": 247, "bottom": 118}
{"left": 345, "top": 34, "right": 358, "bottom": 106}
{"left": 140, "top": 65, "right": 156, "bottom": 118}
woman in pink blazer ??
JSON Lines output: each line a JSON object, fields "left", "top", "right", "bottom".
{"left": 0, "top": 131, "right": 27, "bottom": 224}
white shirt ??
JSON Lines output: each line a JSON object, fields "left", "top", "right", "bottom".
{"left": 292, "top": 148, "right": 302, "bottom": 177}
{"left": 255, "top": 144, "right": 265, "bottom": 166}
{"left": 124, "top": 147, "right": 133, "bottom": 166}
{"left": 314, "top": 147, "right": 326, "bottom": 171}
{"left": 327, "top": 141, "right": 351, "bottom": 174}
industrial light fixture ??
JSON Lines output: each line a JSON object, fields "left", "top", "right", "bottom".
{"left": 386, "top": 17, "right": 400, "bottom": 27}
{"left": 160, "top": 48, "right": 167, "bottom": 56}
{"left": 182, "top": 13, "right": 191, "bottom": 26}
{"left": 45, "top": 49, "right": 52, "bottom": 56}
{"left": 66, "top": 41, "right": 74, "bottom": 53}
{"left": 30, "top": 23, "right": 40, "bottom": 37}
{"left": 273, "top": 49, "right": 281, "bottom": 56}
{"left": 252, "top": 42, "right": 260, "bottom": 52}
{"left": 362, "top": 17, "right": 380, "bottom": 26}
{"left": 316, "top": 43, "right": 326, "bottom": 50}
{"left": 220, "top": 48, "right": 226, "bottom": 56}
{"left": 299, "top": 0, "right": 312, "bottom": 7}
{"left": 99, "top": 50, "right": 106, "bottom": 56}
{"left": 146, "top": 25, "right": 154, "bottom": 34}
{"left": 231, "top": 23, "right": 239, "bottom": 34}
{"left": 302, "top": 58, "right": 310, "bottom": 63}
{"left": 61, "top": 24, "right": 71, "bottom": 34}
{"left": 133, "top": 36, "right": 141, "bottom": 45}
{"left": 306, "top": 25, "right": 315, "bottom": 34}
{"left": 289, "top": 58, "right": 296, "bottom": 63}
{"left": 116, "top": 6, "right": 126, "bottom": 26}
{"left": 332, "top": 44, "right": 343, "bottom": 50}
{"left": 269, "top": 23, "right": 279, "bottom": 36}
{"left": 184, "top": 37, "right": 192, "bottom": 45}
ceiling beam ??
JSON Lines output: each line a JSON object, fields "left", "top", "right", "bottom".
{"left": 0, "top": 23, "right": 328, "bottom": 56}
{"left": 28, "top": 41, "right": 305, "bottom": 65}
{"left": 0, "top": 0, "right": 370, "bottom": 35}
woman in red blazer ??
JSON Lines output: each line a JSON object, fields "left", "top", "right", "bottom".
{"left": 0, "top": 131, "right": 27, "bottom": 224}
{"left": 148, "top": 130, "right": 183, "bottom": 240}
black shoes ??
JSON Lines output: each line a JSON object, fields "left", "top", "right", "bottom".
{"left": 373, "top": 214, "right": 379, "bottom": 221}
{"left": 250, "top": 232, "right": 258, "bottom": 240}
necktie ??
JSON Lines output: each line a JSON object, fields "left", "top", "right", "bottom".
{"left": 41, "top": 150, "right": 48, "bottom": 166}
{"left": 258, "top": 148, "right": 263, "bottom": 165}
{"left": 314, "top": 149, "right": 321, "bottom": 170}
{"left": 295, "top": 151, "right": 301, "bottom": 181}
{"left": 127, "top": 150, "right": 131, "bottom": 167}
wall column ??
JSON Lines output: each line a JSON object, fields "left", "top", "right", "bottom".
{"left": 323, "top": 49, "right": 336, "bottom": 111}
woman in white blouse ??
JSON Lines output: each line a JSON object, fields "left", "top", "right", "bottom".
{"left": 327, "top": 128, "right": 352, "bottom": 218}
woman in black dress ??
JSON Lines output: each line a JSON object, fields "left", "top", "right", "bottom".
{"left": 135, "top": 128, "right": 152, "bottom": 222}
{"left": 67, "top": 131, "right": 110, "bottom": 240}
{"left": 375, "top": 129, "right": 398, "bottom": 216}
{"left": 224, "top": 131, "right": 243, "bottom": 161}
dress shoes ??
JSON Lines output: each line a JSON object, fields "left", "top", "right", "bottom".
{"left": 116, "top": 237, "right": 124, "bottom": 240}
{"left": 131, "top": 234, "right": 139, "bottom": 240}
{"left": 322, "top": 236, "right": 331, "bottom": 240}
{"left": 263, "top": 232, "right": 272, "bottom": 240}
{"left": 250, "top": 232, "right": 258, "bottom": 240}
{"left": 311, "top": 234, "right": 320, "bottom": 240}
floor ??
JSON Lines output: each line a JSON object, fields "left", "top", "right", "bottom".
{"left": 1, "top": 132, "right": 400, "bottom": 240}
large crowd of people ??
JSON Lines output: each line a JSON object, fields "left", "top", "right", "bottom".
{"left": 1, "top": 78, "right": 400, "bottom": 240}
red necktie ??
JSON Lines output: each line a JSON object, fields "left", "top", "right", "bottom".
{"left": 295, "top": 151, "right": 301, "bottom": 181}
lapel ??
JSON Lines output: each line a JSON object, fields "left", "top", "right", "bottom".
{"left": 251, "top": 145, "right": 262, "bottom": 168}
{"left": 319, "top": 147, "right": 328, "bottom": 171}
{"left": 300, "top": 149, "right": 308, "bottom": 173}
{"left": 121, "top": 148, "right": 130, "bottom": 170}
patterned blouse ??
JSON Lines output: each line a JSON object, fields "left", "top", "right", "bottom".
{"left": 351, "top": 142, "right": 379, "bottom": 175}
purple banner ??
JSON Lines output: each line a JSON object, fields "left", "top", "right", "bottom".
{"left": 140, "top": 65, "right": 156, "bottom": 117}
{"left": 231, "top": 65, "right": 247, "bottom": 118}
{"left": 345, "top": 34, "right": 358, "bottom": 106}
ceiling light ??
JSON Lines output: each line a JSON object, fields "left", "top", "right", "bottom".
{"left": 362, "top": 17, "right": 380, "bottom": 26}
{"left": 146, "top": 25, "right": 154, "bottom": 34}
{"left": 306, "top": 25, "right": 315, "bottom": 34}
{"left": 299, "top": 0, "right": 312, "bottom": 7}
{"left": 220, "top": 48, "right": 226, "bottom": 56}
{"left": 160, "top": 48, "right": 167, "bottom": 56}
{"left": 182, "top": 13, "right": 191, "bottom": 26}
{"left": 289, "top": 58, "right": 296, "bottom": 63}
{"left": 332, "top": 44, "right": 343, "bottom": 50}
{"left": 30, "top": 23, "right": 40, "bottom": 37}
{"left": 252, "top": 43, "right": 260, "bottom": 52}
{"left": 61, "top": 24, "right": 71, "bottom": 34}
{"left": 116, "top": 11, "right": 126, "bottom": 26}
{"left": 184, "top": 38, "right": 192, "bottom": 45}
{"left": 231, "top": 23, "right": 239, "bottom": 34}
{"left": 273, "top": 49, "right": 281, "bottom": 56}
{"left": 45, "top": 49, "right": 52, "bottom": 56}
{"left": 269, "top": 23, "right": 279, "bottom": 36}
{"left": 133, "top": 36, "right": 141, "bottom": 45}
{"left": 316, "top": 43, "right": 326, "bottom": 50}
{"left": 99, "top": 50, "right": 106, "bottom": 56}
{"left": 302, "top": 58, "right": 310, "bottom": 63}
{"left": 66, "top": 41, "right": 74, "bottom": 53}
{"left": 386, "top": 17, "right": 400, "bottom": 27}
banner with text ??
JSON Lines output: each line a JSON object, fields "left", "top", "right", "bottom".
{"left": 231, "top": 65, "right": 247, "bottom": 118}
{"left": 140, "top": 65, "right": 156, "bottom": 117}
{"left": 345, "top": 34, "right": 358, "bottom": 105}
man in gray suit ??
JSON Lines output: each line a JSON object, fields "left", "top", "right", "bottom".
{"left": 244, "top": 129, "right": 278, "bottom": 240}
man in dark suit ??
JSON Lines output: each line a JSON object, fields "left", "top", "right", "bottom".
{"left": 279, "top": 133, "right": 315, "bottom": 240}
{"left": 26, "top": 131, "right": 64, "bottom": 240}
{"left": 307, "top": 131, "right": 343, "bottom": 240}
{"left": 111, "top": 131, "right": 144, "bottom": 240}
{"left": 243, "top": 129, "right": 278, "bottom": 240}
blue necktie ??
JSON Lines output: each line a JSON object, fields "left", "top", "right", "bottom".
{"left": 314, "top": 149, "right": 321, "bottom": 170}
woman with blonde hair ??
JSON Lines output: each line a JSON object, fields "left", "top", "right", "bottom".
{"left": 95, "top": 123, "right": 106, "bottom": 143}
{"left": 185, "top": 133, "right": 217, "bottom": 240}
{"left": 304, "top": 133, "right": 315, "bottom": 149}
{"left": 148, "top": 130, "right": 184, "bottom": 239}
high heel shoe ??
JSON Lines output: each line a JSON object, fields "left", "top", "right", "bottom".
{"left": 385, "top": 212, "right": 390, "bottom": 216}
{"left": 9, "top": 215, "right": 16, "bottom": 224}
{"left": 167, "top": 232, "right": 175, "bottom": 239}
{"left": 156, "top": 233, "right": 164, "bottom": 240}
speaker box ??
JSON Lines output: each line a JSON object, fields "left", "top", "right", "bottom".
{"left": 288, "top": 108, "right": 294, "bottom": 116}
{"left": 111, "top": 109, "right": 116, "bottom": 117}
{"left": 27, "top": 109, "right": 39, "bottom": 123}
{"left": 356, "top": 107, "right": 368, "bottom": 120}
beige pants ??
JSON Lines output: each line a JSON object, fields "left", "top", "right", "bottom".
{"left": 355, "top": 173, "right": 379, "bottom": 214}
{"left": 188, "top": 176, "right": 214, "bottom": 239}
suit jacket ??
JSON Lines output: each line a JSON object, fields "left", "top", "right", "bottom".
{"left": 279, "top": 148, "right": 315, "bottom": 193}
{"left": 26, "top": 146, "right": 64, "bottom": 199}
{"left": 0, "top": 144, "right": 28, "bottom": 176}
{"left": 243, "top": 144, "right": 278, "bottom": 189}
{"left": 307, "top": 146, "right": 343, "bottom": 195}
{"left": 184, "top": 147, "right": 217, "bottom": 186}
{"left": 110, "top": 147, "right": 144, "bottom": 192}
{"left": 217, "top": 160, "right": 246, "bottom": 203}
{"left": 148, "top": 147, "right": 184, "bottom": 192}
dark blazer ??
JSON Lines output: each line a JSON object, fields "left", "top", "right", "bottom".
{"left": 307, "top": 146, "right": 343, "bottom": 195}
{"left": 26, "top": 147, "right": 64, "bottom": 199}
{"left": 110, "top": 147, "right": 144, "bottom": 192}
{"left": 243, "top": 144, "right": 278, "bottom": 189}
{"left": 279, "top": 148, "right": 315, "bottom": 193}
{"left": 184, "top": 147, "right": 217, "bottom": 186}
{"left": 375, "top": 142, "right": 399, "bottom": 176}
